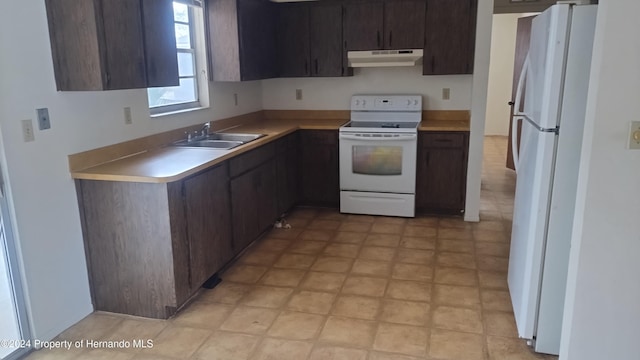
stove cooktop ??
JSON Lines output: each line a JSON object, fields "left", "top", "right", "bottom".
{"left": 342, "top": 95, "right": 423, "bottom": 133}
{"left": 342, "top": 121, "right": 420, "bottom": 129}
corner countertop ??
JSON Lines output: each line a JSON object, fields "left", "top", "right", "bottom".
{"left": 71, "top": 112, "right": 470, "bottom": 184}
{"left": 71, "top": 118, "right": 347, "bottom": 184}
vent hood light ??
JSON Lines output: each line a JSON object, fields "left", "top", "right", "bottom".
{"left": 347, "top": 49, "right": 424, "bottom": 68}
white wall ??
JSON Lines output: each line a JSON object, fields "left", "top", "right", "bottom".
{"left": 0, "top": 1, "right": 262, "bottom": 341}
{"left": 484, "top": 14, "right": 520, "bottom": 136}
{"left": 262, "top": 67, "right": 473, "bottom": 110}
{"left": 465, "top": 0, "right": 494, "bottom": 222}
{"left": 560, "top": 1, "right": 640, "bottom": 359}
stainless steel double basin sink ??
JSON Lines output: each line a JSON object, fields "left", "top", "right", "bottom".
{"left": 172, "top": 133, "right": 266, "bottom": 150}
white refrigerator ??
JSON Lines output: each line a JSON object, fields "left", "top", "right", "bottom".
{"left": 508, "top": 3, "right": 597, "bottom": 355}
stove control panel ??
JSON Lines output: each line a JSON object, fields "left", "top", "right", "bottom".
{"left": 351, "top": 95, "right": 422, "bottom": 112}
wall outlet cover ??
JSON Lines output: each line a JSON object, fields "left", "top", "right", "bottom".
{"left": 296, "top": 89, "right": 303, "bottom": 100}
{"left": 124, "top": 107, "right": 132, "bottom": 125}
{"left": 36, "top": 108, "right": 51, "bottom": 130}
{"left": 21, "top": 119, "right": 35, "bottom": 142}
{"left": 442, "top": 88, "right": 451, "bottom": 100}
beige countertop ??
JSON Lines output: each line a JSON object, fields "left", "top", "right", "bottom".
{"left": 71, "top": 118, "right": 347, "bottom": 183}
{"left": 70, "top": 113, "right": 470, "bottom": 184}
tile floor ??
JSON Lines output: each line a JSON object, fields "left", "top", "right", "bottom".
{"left": 24, "top": 136, "right": 557, "bottom": 360}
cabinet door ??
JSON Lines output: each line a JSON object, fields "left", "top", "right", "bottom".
{"left": 276, "top": 3, "right": 310, "bottom": 77}
{"left": 383, "top": 0, "right": 426, "bottom": 50}
{"left": 256, "top": 161, "right": 279, "bottom": 232}
{"left": 300, "top": 131, "right": 339, "bottom": 206}
{"left": 343, "top": 2, "right": 384, "bottom": 51}
{"left": 100, "top": 0, "right": 147, "bottom": 89}
{"left": 416, "top": 133, "right": 469, "bottom": 213}
{"left": 141, "top": 0, "right": 179, "bottom": 87}
{"left": 237, "top": 0, "right": 277, "bottom": 80}
{"left": 230, "top": 170, "right": 259, "bottom": 253}
{"left": 424, "top": 0, "right": 477, "bottom": 75}
{"left": 276, "top": 135, "right": 300, "bottom": 215}
{"left": 183, "top": 164, "right": 233, "bottom": 289}
{"left": 309, "top": 3, "right": 344, "bottom": 77}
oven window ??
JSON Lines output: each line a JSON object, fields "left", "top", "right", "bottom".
{"left": 352, "top": 146, "right": 403, "bottom": 175}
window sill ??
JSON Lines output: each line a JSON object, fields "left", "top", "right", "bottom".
{"left": 150, "top": 105, "right": 209, "bottom": 118}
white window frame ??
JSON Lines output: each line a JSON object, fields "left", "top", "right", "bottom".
{"left": 149, "top": 0, "right": 209, "bottom": 116}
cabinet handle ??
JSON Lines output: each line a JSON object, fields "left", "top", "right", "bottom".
{"left": 377, "top": 30, "right": 381, "bottom": 48}
{"left": 389, "top": 31, "right": 392, "bottom": 48}
{"left": 435, "top": 139, "right": 453, "bottom": 143}
{"left": 314, "top": 59, "right": 319, "bottom": 75}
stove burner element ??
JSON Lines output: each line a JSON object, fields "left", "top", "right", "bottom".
{"left": 381, "top": 123, "right": 401, "bottom": 128}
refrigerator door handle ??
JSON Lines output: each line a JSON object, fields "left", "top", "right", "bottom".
{"left": 511, "top": 116, "right": 523, "bottom": 173}
{"left": 511, "top": 53, "right": 533, "bottom": 174}
{"left": 514, "top": 54, "right": 531, "bottom": 117}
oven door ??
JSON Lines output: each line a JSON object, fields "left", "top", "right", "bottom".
{"left": 339, "top": 132, "right": 417, "bottom": 193}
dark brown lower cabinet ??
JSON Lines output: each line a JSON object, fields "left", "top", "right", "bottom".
{"left": 230, "top": 145, "right": 278, "bottom": 253}
{"left": 76, "top": 162, "right": 232, "bottom": 319}
{"left": 299, "top": 130, "right": 340, "bottom": 207}
{"left": 276, "top": 133, "right": 299, "bottom": 215}
{"left": 76, "top": 128, "right": 472, "bottom": 320}
{"left": 416, "top": 131, "right": 469, "bottom": 214}
{"left": 184, "top": 164, "right": 233, "bottom": 290}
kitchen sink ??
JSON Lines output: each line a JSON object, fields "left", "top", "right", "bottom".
{"left": 172, "top": 133, "right": 265, "bottom": 150}
{"left": 202, "top": 133, "right": 265, "bottom": 142}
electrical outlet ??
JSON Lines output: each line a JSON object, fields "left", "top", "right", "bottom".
{"left": 234, "top": 93, "right": 239, "bottom": 106}
{"left": 21, "top": 119, "right": 35, "bottom": 142}
{"left": 296, "top": 89, "right": 303, "bottom": 100}
{"left": 124, "top": 107, "right": 132, "bottom": 125}
{"left": 36, "top": 108, "right": 51, "bottom": 130}
{"left": 442, "top": 88, "right": 451, "bottom": 100}
{"left": 628, "top": 121, "right": 640, "bottom": 149}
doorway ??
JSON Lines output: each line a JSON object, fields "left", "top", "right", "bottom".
{"left": 484, "top": 13, "right": 538, "bottom": 170}
{"left": 0, "top": 166, "right": 31, "bottom": 360}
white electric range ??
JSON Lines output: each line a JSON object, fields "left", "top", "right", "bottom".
{"left": 339, "top": 95, "right": 422, "bottom": 217}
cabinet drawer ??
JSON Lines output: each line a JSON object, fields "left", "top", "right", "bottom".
{"left": 421, "top": 132, "right": 466, "bottom": 148}
{"left": 230, "top": 143, "right": 276, "bottom": 177}
{"left": 300, "top": 130, "right": 338, "bottom": 145}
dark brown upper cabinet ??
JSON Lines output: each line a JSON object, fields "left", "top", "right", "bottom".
{"left": 384, "top": 0, "right": 426, "bottom": 50}
{"left": 309, "top": 2, "right": 344, "bottom": 77}
{"left": 343, "top": 1, "right": 384, "bottom": 51}
{"left": 344, "top": 0, "right": 425, "bottom": 51}
{"left": 207, "top": 0, "right": 277, "bottom": 81}
{"left": 424, "top": 0, "right": 478, "bottom": 75}
{"left": 276, "top": 3, "right": 311, "bottom": 77}
{"left": 45, "top": 0, "right": 178, "bottom": 91}
{"left": 276, "top": 2, "right": 344, "bottom": 78}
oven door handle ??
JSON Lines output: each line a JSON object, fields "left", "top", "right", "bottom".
{"left": 339, "top": 134, "right": 417, "bottom": 141}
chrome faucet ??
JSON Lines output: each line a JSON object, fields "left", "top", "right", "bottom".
{"left": 201, "top": 122, "right": 210, "bottom": 138}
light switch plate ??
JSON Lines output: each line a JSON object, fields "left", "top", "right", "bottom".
{"left": 36, "top": 108, "right": 51, "bottom": 130}
{"left": 628, "top": 121, "right": 640, "bottom": 149}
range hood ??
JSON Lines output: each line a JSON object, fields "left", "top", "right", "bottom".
{"left": 347, "top": 49, "right": 424, "bottom": 68}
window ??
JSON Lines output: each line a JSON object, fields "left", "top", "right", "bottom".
{"left": 148, "top": 0, "right": 208, "bottom": 115}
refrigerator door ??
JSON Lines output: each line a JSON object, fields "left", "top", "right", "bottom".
{"left": 534, "top": 5, "right": 597, "bottom": 355}
{"left": 509, "top": 120, "right": 557, "bottom": 340}
{"left": 522, "top": 4, "right": 571, "bottom": 130}
{"left": 508, "top": 3, "right": 573, "bottom": 341}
